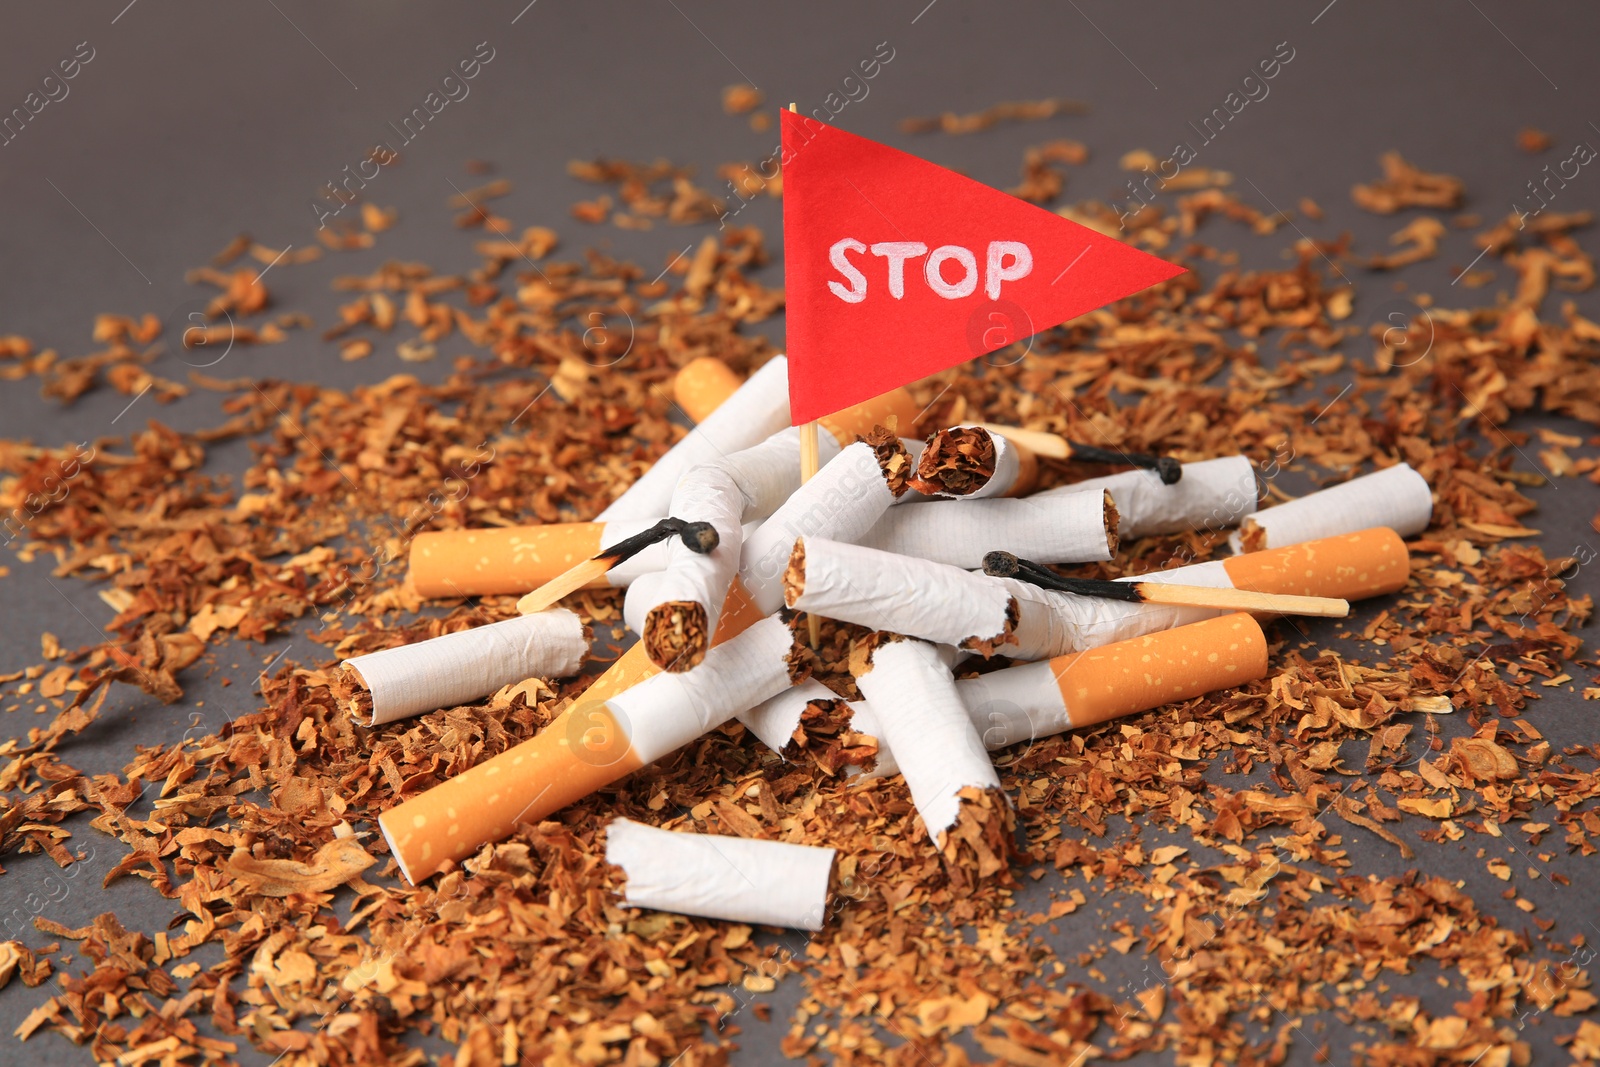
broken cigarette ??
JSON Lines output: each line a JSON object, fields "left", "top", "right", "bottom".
{"left": 858, "top": 488, "right": 1118, "bottom": 570}
{"left": 844, "top": 613, "right": 1269, "bottom": 779}
{"left": 627, "top": 463, "right": 748, "bottom": 673}
{"left": 342, "top": 609, "right": 588, "bottom": 726}
{"left": 1036, "top": 455, "right": 1258, "bottom": 539}
{"left": 851, "top": 635, "right": 1011, "bottom": 883}
{"left": 909, "top": 425, "right": 1040, "bottom": 499}
{"left": 597, "top": 356, "right": 791, "bottom": 522}
{"left": 672, "top": 356, "right": 743, "bottom": 424}
{"left": 1228, "top": 462, "right": 1432, "bottom": 553}
{"left": 606, "top": 818, "right": 836, "bottom": 930}
{"left": 784, "top": 537, "right": 1017, "bottom": 655}
{"left": 379, "top": 613, "right": 798, "bottom": 883}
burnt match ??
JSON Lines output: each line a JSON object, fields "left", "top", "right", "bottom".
{"left": 517, "top": 517, "right": 719, "bottom": 616}
{"left": 982, "top": 551, "right": 1349, "bottom": 618}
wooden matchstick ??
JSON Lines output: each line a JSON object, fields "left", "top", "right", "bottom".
{"left": 974, "top": 423, "right": 1182, "bottom": 484}
{"left": 792, "top": 98, "right": 823, "bottom": 652}
{"left": 516, "top": 518, "right": 718, "bottom": 616}
{"left": 983, "top": 551, "right": 1349, "bottom": 618}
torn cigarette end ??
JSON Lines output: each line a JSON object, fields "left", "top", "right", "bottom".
{"left": 782, "top": 537, "right": 807, "bottom": 607}
{"left": 863, "top": 426, "right": 915, "bottom": 496}
{"left": 643, "top": 599, "right": 711, "bottom": 673}
{"left": 911, "top": 426, "right": 997, "bottom": 496}
{"left": 1103, "top": 490, "right": 1121, "bottom": 556}
{"left": 938, "top": 786, "right": 1016, "bottom": 894}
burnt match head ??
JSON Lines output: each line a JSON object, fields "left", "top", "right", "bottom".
{"left": 679, "top": 521, "right": 719, "bottom": 554}
{"left": 1155, "top": 456, "right": 1183, "bottom": 485}
{"left": 982, "top": 551, "right": 1021, "bottom": 578}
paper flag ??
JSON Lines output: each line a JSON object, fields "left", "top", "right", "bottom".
{"left": 781, "top": 110, "right": 1186, "bottom": 424}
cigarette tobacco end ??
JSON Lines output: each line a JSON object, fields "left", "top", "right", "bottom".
{"left": 982, "top": 551, "right": 1021, "bottom": 578}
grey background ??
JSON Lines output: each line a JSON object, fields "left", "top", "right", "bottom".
{"left": 2, "top": 2, "right": 1598, "bottom": 1064}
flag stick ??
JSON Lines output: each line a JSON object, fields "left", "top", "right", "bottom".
{"left": 789, "top": 100, "right": 824, "bottom": 651}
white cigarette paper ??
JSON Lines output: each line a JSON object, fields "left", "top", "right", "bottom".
{"left": 597, "top": 356, "right": 791, "bottom": 522}
{"left": 606, "top": 818, "right": 836, "bottom": 930}
{"left": 737, "top": 678, "right": 841, "bottom": 754}
{"left": 787, "top": 538, "right": 1014, "bottom": 652}
{"left": 858, "top": 489, "right": 1115, "bottom": 570}
{"left": 343, "top": 610, "right": 587, "bottom": 725}
{"left": 610, "top": 614, "right": 797, "bottom": 764}
{"left": 739, "top": 439, "right": 910, "bottom": 614}
{"left": 1228, "top": 463, "right": 1431, "bottom": 552}
{"left": 1038, "top": 455, "right": 1258, "bottom": 539}
{"left": 853, "top": 638, "right": 1002, "bottom": 842}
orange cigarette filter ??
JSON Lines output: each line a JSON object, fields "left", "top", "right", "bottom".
{"left": 409, "top": 523, "right": 607, "bottom": 599}
{"left": 1051, "top": 612, "right": 1268, "bottom": 729}
{"left": 817, "top": 385, "right": 922, "bottom": 444}
{"left": 1220, "top": 526, "right": 1410, "bottom": 601}
{"left": 673, "top": 356, "right": 743, "bottom": 424}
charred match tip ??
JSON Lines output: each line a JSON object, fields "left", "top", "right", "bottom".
{"left": 982, "top": 551, "right": 1021, "bottom": 578}
{"left": 600, "top": 516, "right": 720, "bottom": 565}
{"left": 679, "top": 521, "right": 719, "bottom": 554}
{"left": 1155, "top": 456, "right": 1183, "bottom": 485}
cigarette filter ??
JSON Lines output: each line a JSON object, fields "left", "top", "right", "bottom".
{"left": 380, "top": 612, "right": 797, "bottom": 883}
{"left": 852, "top": 636, "right": 1009, "bottom": 873}
{"left": 1038, "top": 455, "right": 1257, "bottom": 539}
{"left": 672, "top": 356, "right": 744, "bottom": 424}
{"left": 598, "top": 356, "right": 791, "bottom": 522}
{"left": 409, "top": 518, "right": 677, "bottom": 599}
{"left": 858, "top": 488, "right": 1116, "bottom": 570}
{"left": 911, "top": 425, "right": 1040, "bottom": 499}
{"left": 1005, "top": 526, "right": 1410, "bottom": 659}
{"left": 957, "top": 612, "right": 1268, "bottom": 744}
{"left": 738, "top": 434, "right": 916, "bottom": 620}
{"left": 343, "top": 609, "right": 588, "bottom": 726}
{"left": 1228, "top": 463, "right": 1432, "bottom": 553}
{"left": 605, "top": 818, "right": 836, "bottom": 930}
{"left": 785, "top": 537, "right": 1016, "bottom": 655}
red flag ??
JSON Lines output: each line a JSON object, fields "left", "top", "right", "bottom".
{"left": 781, "top": 111, "right": 1185, "bottom": 424}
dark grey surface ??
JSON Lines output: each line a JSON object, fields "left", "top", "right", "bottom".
{"left": 2, "top": 2, "right": 1599, "bottom": 1064}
